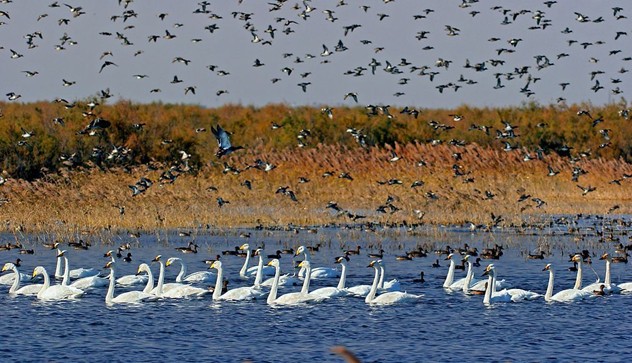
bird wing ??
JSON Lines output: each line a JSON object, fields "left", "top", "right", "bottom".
{"left": 212, "top": 125, "right": 232, "bottom": 149}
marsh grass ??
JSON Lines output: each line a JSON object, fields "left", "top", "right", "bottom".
{"left": 1, "top": 142, "right": 630, "bottom": 236}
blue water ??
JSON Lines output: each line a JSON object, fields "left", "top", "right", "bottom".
{"left": 1, "top": 226, "right": 631, "bottom": 362}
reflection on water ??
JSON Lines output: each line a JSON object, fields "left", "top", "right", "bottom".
{"left": 1, "top": 226, "right": 631, "bottom": 362}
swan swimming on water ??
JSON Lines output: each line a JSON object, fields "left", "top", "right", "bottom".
{"left": 209, "top": 260, "right": 265, "bottom": 301}
{"left": 1, "top": 262, "right": 42, "bottom": 296}
{"left": 0, "top": 259, "right": 31, "bottom": 285}
{"left": 58, "top": 250, "right": 108, "bottom": 290}
{"left": 581, "top": 253, "right": 621, "bottom": 294}
{"left": 542, "top": 263, "right": 593, "bottom": 303}
{"left": 239, "top": 243, "right": 274, "bottom": 278}
{"left": 295, "top": 245, "right": 340, "bottom": 279}
{"left": 308, "top": 256, "right": 351, "bottom": 299}
{"left": 32, "top": 266, "right": 84, "bottom": 301}
{"left": 104, "top": 250, "right": 149, "bottom": 286}
{"left": 152, "top": 255, "right": 208, "bottom": 298}
{"left": 104, "top": 261, "right": 158, "bottom": 305}
{"left": 365, "top": 260, "right": 421, "bottom": 305}
{"left": 166, "top": 257, "right": 215, "bottom": 284}
{"left": 266, "top": 259, "right": 325, "bottom": 305}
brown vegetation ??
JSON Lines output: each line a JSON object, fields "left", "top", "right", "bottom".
{"left": 0, "top": 100, "right": 631, "bottom": 233}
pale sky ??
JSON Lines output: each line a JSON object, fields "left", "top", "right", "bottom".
{"left": 0, "top": 0, "right": 629, "bottom": 109}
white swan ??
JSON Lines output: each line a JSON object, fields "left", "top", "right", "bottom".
{"left": 0, "top": 260, "right": 31, "bottom": 285}
{"left": 448, "top": 255, "right": 473, "bottom": 290}
{"left": 581, "top": 253, "right": 621, "bottom": 294}
{"left": 571, "top": 254, "right": 584, "bottom": 290}
{"left": 151, "top": 255, "right": 207, "bottom": 298}
{"left": 365, "top": 260, "right": 421, "bottom": 305}
{"left": 309, "top": 256, "right": 350, "bottom": 299}
{"left": 543, "top": 264, "right": 593, "bottom": 302}
{"left": 32, "top": 266, "right": 84, "bottom": 300}
{"left": 239, "top": 243, "right": 274, "bottom": 278}
{"left": 58, "top": 250, "right": 108, "bottom": 290}
{"left": 481, "top": 265, "right": 512, "bottom": 305}
{"left": 136, "top": 263, "right": 156, "bottom": 294}
{"left": 295, "top": 245, "right": 340, "bottom": 279}
{"left": 104, "top": 250, "right": 149, "bottom": 286}
{"left": 54, "top": 248, "right": 98, "bottom": 280}
{"left": 166, "top": 257, "right": 216, "bottom": 284}
{"left": 266, "top": 259, "right": 325, "bottom": 305}
{"left": 104, "top": 261, "right": 158, "bottom": 304}
{"left": 209, "top": 260, "right": 265, "bottom": 301}
{"left": 442, "top": 253, "right": 457, "bottom": 288}
{"left": 485, "top": 264, "right": 540, "bottom": 301}
{"left": 377, "top": 259, "right": 401, "bottom": 291}
{"left": 2, "top": 262, "right": 42, "bottom": 295}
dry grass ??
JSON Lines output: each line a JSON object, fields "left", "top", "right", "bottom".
{"left": 1, "top": 142, "right": 630, "bottom": 234}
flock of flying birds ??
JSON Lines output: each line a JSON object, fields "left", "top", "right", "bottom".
{"left": 0, "top": 0, "right": 631, "bottom": 107}
{"left": 1, "top": 1, "right": 632, "bottom": 222}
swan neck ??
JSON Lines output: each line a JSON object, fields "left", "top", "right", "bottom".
{"left": 483, "top": 273, "right": 493, "bottom": 304}
{"left": 443, "top": 259, "right": 456, "bottom": 287}
{"left": 106, "top": 268, "right": 115, "bottom": 304}
{"left": 604, "top": 260, "right": 611, "bottom": 286}
{"left": 156, "top": 261, "right": 165, "bottom": 296}
{"left": 254, "top": 254, "right": 264, "bottom": 288}
{"left": 142, "top": 265, "right": 154, "bottom": 294}
{"left": 62, "top": 256, "right": 70, "bottom": 286}
{"left": 545, "top": 269, "right": 554, "bottom": 301}
{"left": 37, "top": 268, "right": 51, "bottom": 299}
{"left": 55, "top": 249, "right": 63, "bottom": 278}
{"left": 378, "top": 265, "right": 385, "bottom": 289}
{"left": 239, "top": 249, "right": 251, "bottom": 277}
{"left": 300, "top": 264, "right": 311, "bottom": 294}
{"left": 9, "top": 265, "right": 20, "bottom": 294}
{"left": 213, "top": 265, "right": 224, "bottom": 300}
{"left": 365, "top": 266, "right": 380, "bottom": 303}
{"left": 337, "top": 262, "right": 346, "bottom": 290}
{"left": 573, "top": 261, "right": 582, "bottom": 289}
{"left": 176, "top": 260, "right": 186, "bottom": 283}
{"left": 267, "top": 264, "right": 281, "bottom": 304}
{"left": 463, "top": 261, "right": 473, "bottom": 293}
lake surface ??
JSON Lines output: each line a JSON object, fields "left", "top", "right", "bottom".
{"left": 1, "top": 222, "right": 631, "bottom": 362}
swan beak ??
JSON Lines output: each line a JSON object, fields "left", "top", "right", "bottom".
{"left": 152, "top": 255, "right": 161, "bottom": 262}
{"left": 1, "top": 265, "right": 8, "bottom": 272}
{"left": 166, "top": 260, "right": 172, "bottom": 267}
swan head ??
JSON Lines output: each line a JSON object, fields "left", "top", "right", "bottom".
{"left": 239, "top": 243, "right": 250, "bottom": 251}
{"left": 57, "top": 249, "right": 67, "bottom": 258}
{"left": 210, "top": 260, "right": 222, "bottom": 270}
{"left": 52, "top": 242, "right": 60, "bottom": 249}
{"left": 542, "top": 263, "right": 552, "bottom": 272}
{"left": 254, "top": 248, "right": 263, "bottom": 256}
{"left": 367, "top": 260, "right": 378, "bottom": 268}
{"left": 482, "top": 264, "right": 495, "bottom": 277}
{"left": 335, "top": 255, "right": 349, "bottom": 264}
{"left": 136, "top": 263, "right": 150, "bottom": 275}
{"left": 166, "top": 257, "right": 180, "bottom": 267}
{"left": 445, "top": 253, "right": 454, "bottom": 261}
{"left": 570, "top": 254, "right": 583, "bottom": 263}
{"left": 152, "top": 255, "right": 162, "bottom": 263}
{"left": 599, "top": 253, "right": 610, "bottom": 261}
{"left": 104, "top": 261, "right": 114, "bottom": 269}
{"left": 295, "top": 245, "right": 306, "bottom": 256}
{"left": 103, "top": 250, "right": 114, "bottom": 257}
{"left": 2, "top": 262, "right": 15, "bottom": 272}
{"left": 462, "top": 255, "right": 470, "bottom": 262}
{"left": 32, "top": 266, "right": 46, "bottom": 278}
{"left": 267, "top": 259, "right": 280, "bottom": 268}
{"left": 298, "top": 260, "right": 310, "bottom": 269}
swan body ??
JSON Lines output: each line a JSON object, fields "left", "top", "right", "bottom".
{"left": 543, "top": 264, "right": 593, "bottom": 302}
{"left": 0, "top": 264, "right": 31, "bottom": 285}
{"left": 309, "top": 256, "right": 350, "bottom": 299}
{"left": 581, "top": 253, "right": 621, "bottom": 294}
{"left": 239, "top": 243, "right": 275, "bottom": 278}
{"left": 618, "top": 282, "right": 632, "bottom": 292}
{"left": 2, "top": 263, "right": 42, "bottom": 295}
{"left": 105, "top": 252, "right": 149, "bottom": 285}
{"left": 55, "top": 249, "right": 99, "bottom": 281}
{"left": 295, "top": 245, "right": 340, "bottom": 280}
{"left": 59, "top": 254, "right": 108, "bottom": 290}
{"left": 267, "top": 259, "right": 325, "bottom": 305}
{"left": 210, "top": 260, "right": 264, "bottom": 301}
{"left": 365, "top": 260, "right": 421, "bottom": 305}
{"left": 32, "top": 266, "right": 84, "bottom": 300}
{"left": 166, "top": 257, "right": 216, "bottom": 284}
{"left": 150, "top": 255, "right": 190, "bottom": 296}
{"left": 104, "top": 261, "right": 158, "bottom": 304}
{"left": 377, "top": 260, "right": 401, "bottom": 292}
{"left": 449, "top": 255, "right": 474, "bottom": 290}
{"left": 482, "top": 265, "right": 512, "bottom": 304}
